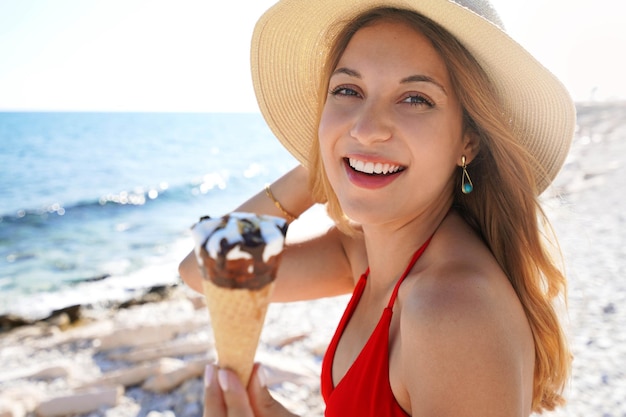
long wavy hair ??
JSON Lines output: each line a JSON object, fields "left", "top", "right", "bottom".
{"left": 308, "top": 7, "right": 570, "bottom": 413}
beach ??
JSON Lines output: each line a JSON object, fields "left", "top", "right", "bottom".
{"left": 1, "top": 102, "right": 625, "bottom": 416}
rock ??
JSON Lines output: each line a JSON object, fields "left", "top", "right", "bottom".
{"left": 107, "top": 340, "right": 213, "bottom": 362}
{"left": 146, "top": 411, "right": 175, "bottom": 417}
{"left": 179, "top": 402, "right": 202, "bottom": 417}
{"left": 309, "top": 340, "right": 329, "bottom": 357}
{"left": 80, "top": 274, "right": 111, "bottom": 283}
{"left": 44, "top": 305, "right": 82, "bottom": 328}
{"left": 117, "top": 285, "right": 177, "bottom": 308}
{"left": 603, "top": 303, "right": 616, "bottom": 314}
{"left": 0, "top": 314, "right": 32, "bottom": 332}
{"left": 0, "top": 385, "right": 45, "bottom": 415}
{"left": 142, "top": 358, "right": 210, "bottom": 393}
{"left": 27, "top": 364, "right": 74, "bottom": 381}
{"left": 80, "top": 360, "right": 168, "bottom": 389}
{"left": 179, "top": 378, "right": 204, "bottom": 404}
{"left": 3, "top": 324, "right": 45, "bottom": 340}
{"left": 96, "top": 324, "right": 181, "bottom": 351}
{"left": 256, "top": 352, "right": 319, "bottom": 387}
{"left": 34, "top": 385, "right": 123, "bottom": 417}
{"left": 267, "top": 333, "right": 308, "bottom": 349}
{"left": 95, "top": 319, "right": 206, "bottom": 351}
{"left": 0, "top": 362, "right": 76, "bottom": 384}
{"left": 47, "top": 319, "right": 114, "bottom": 347}
{"left": 0, "top": 399, "right": 25, "bottom": 417}
{"left": 45, "top": 313, "right": 69, "bottom": 329}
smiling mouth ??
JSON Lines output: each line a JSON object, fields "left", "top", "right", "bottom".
{"left": 346, "top": 158, "right": 405, "bottom": 176}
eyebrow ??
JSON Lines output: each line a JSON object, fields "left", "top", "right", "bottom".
{"left": 332, "top": 67, "right": 448, "bottom": 96}
{"left": 332, "top": 67, "right": 360, "bottom": 78}
{"left": 401, "top": 75, "right": 447, "bottom": 95}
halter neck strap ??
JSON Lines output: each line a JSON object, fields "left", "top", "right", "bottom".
{"left": 386, "top": 236, "right": 433, "bottom": 309}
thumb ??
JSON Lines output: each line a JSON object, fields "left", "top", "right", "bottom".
{"left": 248, "top": 364, "right": 298, "bottom": 417}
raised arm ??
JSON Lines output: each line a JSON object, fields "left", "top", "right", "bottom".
{"left": 178, "top": 165, "right": 357, "bottom": 302}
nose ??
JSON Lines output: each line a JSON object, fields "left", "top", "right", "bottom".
{"left": 349, "top": 101, "right": 392, "bottom": 145}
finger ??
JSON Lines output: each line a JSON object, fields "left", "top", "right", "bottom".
{"left": 248, "top": 364, "right": 297, "bottom": 417}
{"left": 217, "top": 368, "right": 255, "bottom": 417}
{"left": 203, "top": 364, "right": 226, "bottom": 417}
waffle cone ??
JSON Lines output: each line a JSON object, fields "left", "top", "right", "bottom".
{"left": 202, "top": 279, "right": 275, "bottom": 386}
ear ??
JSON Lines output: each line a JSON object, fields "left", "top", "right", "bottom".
{"left": 460, "top": 129, "right": 480, "bottom": 165}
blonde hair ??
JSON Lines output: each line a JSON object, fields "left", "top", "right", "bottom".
{"left": 309, "top": 7, "right": 570, "bottom": 413}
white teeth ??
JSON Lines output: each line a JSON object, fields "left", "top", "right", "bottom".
{"left": 348, "top": 158, "right": 402, "bottom": 175}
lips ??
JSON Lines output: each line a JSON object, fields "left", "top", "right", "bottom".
{"left": 343, "top": 157, "right": 405, "bottom": 189}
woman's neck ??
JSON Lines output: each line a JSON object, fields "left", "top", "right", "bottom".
{"left": 361, "top": 203, "right": 451, "bottom": 291}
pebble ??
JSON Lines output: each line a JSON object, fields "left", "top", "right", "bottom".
{"left": 0, "top": 287, "right": 346, "bottom": 416}
{"left": 34, "top": 386, "right": 123, "bottom": 417}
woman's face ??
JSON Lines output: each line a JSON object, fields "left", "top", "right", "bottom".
{"left": 318, "top": 19, "right": 472, "bottom": 227}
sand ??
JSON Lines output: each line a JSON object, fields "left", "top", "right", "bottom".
{"left": 1, "top": 102, "right": 625, "bottom": 417}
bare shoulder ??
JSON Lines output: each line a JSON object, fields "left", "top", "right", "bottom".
{"left": 395, "top": 214, "right": 534, "bottom": 416}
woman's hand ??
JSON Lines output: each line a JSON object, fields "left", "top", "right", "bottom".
{"left": 203, "top": 364, "right": 298, "bottom": 417}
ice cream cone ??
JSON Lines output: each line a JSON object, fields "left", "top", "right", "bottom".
{"left": 191, "top": 212, "right": 288, "bottom": 386}
{"left": 202, "top": 279, "right": 275, "bottom": 386}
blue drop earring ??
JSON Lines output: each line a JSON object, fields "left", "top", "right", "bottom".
{"left": 461, "top": 155, "right": 473, "bottom": 194}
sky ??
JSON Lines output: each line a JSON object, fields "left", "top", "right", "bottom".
{"left": 0, "top": 0, "right": 624, "bottom": 112}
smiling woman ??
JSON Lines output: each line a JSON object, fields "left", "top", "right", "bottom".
{"left": 308, "top": 10, "right": 571, "bottom": 413}
{"left": 318, "top": 19, "right": 468, "bottom": 216}
{"left": 179, "top": 1, "right": 574, "bottom": 416}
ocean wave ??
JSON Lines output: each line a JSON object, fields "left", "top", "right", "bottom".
{"left": 0, "top": 233, "right": 192, "bottom": 319}
{"left": 0, "top": 111, "right": 296, "bottom": 319}
{"left": 0, "top": 171, "right": 231, "bottom": 224}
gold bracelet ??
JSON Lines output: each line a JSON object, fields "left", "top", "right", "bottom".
{"left": 264, "top": 184, "right": 297, "bottom": 222}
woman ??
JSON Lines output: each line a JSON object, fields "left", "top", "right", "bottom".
{"left": 179, "top": 1, "right": 574, "bottom": 416}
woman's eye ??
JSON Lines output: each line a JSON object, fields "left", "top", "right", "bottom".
{"left": 330, "top": 86, "right": 360, "bottom": 97}
{"left": 403, "top": 94, "right": 434, "bottom": 107}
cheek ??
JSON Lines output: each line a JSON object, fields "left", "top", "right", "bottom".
{"left": 317, "top": 123, "right": 346, "bottom": 194}
{"left": 317, "top": 125, "right": 331, "bottom": 165}
{"left": 317, "top": 139, "right": 340, "bottom": 187}
{"left": 318, "top": 103, "right": 336, "bottom": 142}
{"left": 318, "top": 106, "right": 339, "bottom": 165}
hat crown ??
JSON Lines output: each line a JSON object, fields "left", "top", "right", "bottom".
{"left": 452, "top": 0, "right": 504, "bottom": 29}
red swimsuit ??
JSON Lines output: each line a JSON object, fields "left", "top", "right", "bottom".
{"left": 321, "top": 238, "right": 432, "bottom": 416}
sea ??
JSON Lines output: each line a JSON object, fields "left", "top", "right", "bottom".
{"left": 0, "top": 112, "right": 297, "bottom": 320}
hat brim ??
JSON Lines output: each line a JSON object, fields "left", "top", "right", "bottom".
{"left": 251, "top": 0, "right": 575, "bottom": 194}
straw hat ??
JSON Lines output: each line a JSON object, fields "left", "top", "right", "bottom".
{"left": 251, "top": 0, "right": 575, "bottom": 194}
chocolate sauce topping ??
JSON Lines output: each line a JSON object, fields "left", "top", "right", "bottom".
{"left": 192, "top": 213, "right": 288, "bottom": 290}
